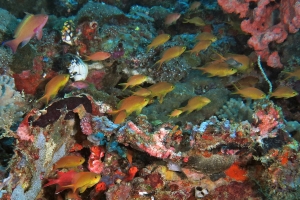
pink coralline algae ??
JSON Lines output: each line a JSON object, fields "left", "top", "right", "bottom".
{"left": 16, "top": 109, "right": 38, "bottom": 142}
{"left": 251, "top": 104, "right": 282, "bottom": 139}
{"left": 116, "top": 121, "right": 182, "bottom": 161}
{"left": 88, "top": 146, "right": 105, "bottom": 174}
{"left": 80, "top": 113, "right": 93, "bottom": 135}
{"left": 218, "top": 0, "right": 300, "bottom": 68}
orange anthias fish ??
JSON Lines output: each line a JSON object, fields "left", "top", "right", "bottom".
{"left": 179, "top": 96, "right": 211, "bottom": 114}
{"left": 109, "top": 95, "right": 150, "bottom": 116}
{"left": 84, "top": 51, "right": 111, "bottom": 61}
{"left": 183, "top": 17, "right": 205, "bottom": 26}
{"left": 147, "top": 34, "right": 171, "bottom": 52}
{"left": 168, "top": 109, "right": 183, "bottom": 118}
{"left": 44, "top": 170, "right": 77, "bottom": 193}
{"left": 131, "top": 87, "right": 152, "bottom": 97}
{"left": 195, "top": 32, "right": 217, "bottom": 42}
{"left": 270, "top": 86, "right": 298, "bottom": 99}
{"left": 155, "top": 46, "right": 186, "bottom": 69}
{"left": 61, "top": 172, "right": 100, "bottom": 193}
{"left": 37, "top": 74, "right": 70, "bottom": 105}
{"left": 3, "top": 13, "right": 48, "bottom": 53}
{"left": 283, "top": 68, "right": 300, "bottom": 80}
{"left": 189, "top": 1, "right": 201, "bottom": 10}
{"left": 188, "top": 40, "right": 212, "bottom": 55}
{"left": 148, "top": 82, "right": 175, "bottom": 103}
{"left": 119, "top": 74, "right": 148, "bottom": 91}
{"left": 165, "top": 13, "right": 181, "bottom": 26}
{"left": 233, "top": 85, "right": 266, "bottom": 99}
{"left": 196, "top": 60, "right": 237, "bottom": 77}
{"left": 113, "top": 109, "right": 127, "bottom": 124}
{"left": 53, "top": 155, "right": 85, "bottom": 170}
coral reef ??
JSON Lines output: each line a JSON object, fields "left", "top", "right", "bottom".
{"left": 218, "top": 0, "right": 300, "bottom": 68}
{"left": 0, "top": 1, "right": 300, "bottom": 199}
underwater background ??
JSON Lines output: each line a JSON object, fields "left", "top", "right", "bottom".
{"left": 1, "top": 0, "right": 300, "bottom": 199}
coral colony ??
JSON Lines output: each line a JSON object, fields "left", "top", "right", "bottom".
{"left": 1, "top": 0, "right": 300, "bottom": 199}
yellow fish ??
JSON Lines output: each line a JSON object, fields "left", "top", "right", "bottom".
{"left": 61, "top": 172, "right": 101, "bottom": 193}
{"left": 147, "top": 34, "right": 171, "bottom": 52}
{"left": 183, "top": 17, "right": 205, "bottom": 26}
{"left": 195, "top": 32, "right": 217, "bottom": 42}
{"left": 119, "top": 74, "right": 148, "bottom": 91}
{"left": 189, "top": 1, "right": 201, "bottom": 10}
{"left": 131, "top": 87, "right": 152, "bottom": 97}
{"left": 155, "top": 46, "right": 186, "bottom": 69}
{"left": 213, "top": 52, "right": 251, "bottom": 72}
{"left": 113, "top": 109, "right": 127, "bottom": 124}
{"left": 179, "top": 96, "right": 211, "bottom": 114}
{"left": 283, "top": 68, "right": 300, "bottom": 80}
{"left": 270, "top": 86, "right": 298, "bottom": 99}
{"left": 53, "top": 155, "right": 85, "bottom": 170}
{"left": 37, "top": 74, "right": 70, "bottom": 105}
{"left": 109, "top": 95, "right": 150, "bottom": 116}
{"left": 188, "top": 40, "right": 212, "bottom": 55}
{"left": 3, "top": 13, "right": 48, "bottom": 53}
{"left": 196, "top": 60, "right": 237, "bottom": 77}
{"left": 168, "top": 109, "right": 183, "bottom": 118}
{"left": 148, "top": 82, "right": 175, "bottom": 103}
{"left": 234, "top": 76, "right": 259, "bottom": 89}
{"left": 233, "top": 85, "right": 266, "bottom": 99}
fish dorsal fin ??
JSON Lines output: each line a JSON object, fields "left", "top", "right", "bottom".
{"left": 14, "top": 13, "right": 34, "bottom": 38}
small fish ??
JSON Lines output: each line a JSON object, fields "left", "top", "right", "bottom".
{"left": 188, "top": 40, "right": 212, "bottom": 55}
{"left": 179, "top": 96, "right": 211, "bottom": 114}
{"left": 37, "top": 74, "right": 70, "bottom": 105}
{"left": 119, "top": 74, "right": 148, "bottom": 91}
{"left": 183, "top": 17, "right": 205, "bottom": 26}
{"left": 148, "top": 82, "right": 175, "bottom": 103}
{"left": 126, "top": 149, "right": 134, "bottom": 164}
{"left": 270, "top": 86, "right": 298, "bottom": 99}
{"left": 60, "top": 172, "right": 101, "bottom": 193}
{"left": 233, "top": 85, "right": 266, "bottom": 99}
{"left": 283, "top": 68, "right": 300, "bottom": 80}
{"left": 44, "top": 170, "right": 77, "bottom": 193}
{"left": 113, "top": 109, "right": 127, "bottom": 124}
{"left": 147, "top": 34, "right": 171, "bottom": 52}
{"left": 196, "top": 60, "right": 237, "bottom": 77}
{"left": 155, "top": 46, "right": 186, "bottom": 69}
{"left": 189, "top": 1, "right": 201, "bottom": 10}
{"left": 54, "top": 155, "right": 85, "bottom": 170}
{"left": 233, "top": 76, "right": 259, "bottom": 89}
{"left": 168, "top": 109, "right": 183, "bottom": 118}
{"left": 131, "top": 87, "right": 152, "bottom": 97}
{"left": 109, "top": 95, "right": 150, "bottom": 116}
{"left": 69, "top": 143, "right": 84, "bottom": 152}
{"left": 3, "top": 13, "right": 48, "bottom": 53}
{"left": 213, "top": 52, "right": 251, "bottom": 72}
{"left": 84, "top": 51, "right": 111, "bottom": 61}
{"left": 165, "top": 13, "right": 181, "bottom": 26}
{"left": 68, "top": 81, "right": 89, "bottom": 89}
{"left": 195, "top": 32, "right": 217, "bottom": 42}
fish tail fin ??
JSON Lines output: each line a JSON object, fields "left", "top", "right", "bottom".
{"left": 282, "top": 72, "right": 292, "bottom": 81}
{"left": 43, "top": 179, "right": 59, "bottom": 188}
{"left": 118, "top": 83, "right": 128, "bottom": 91}
{"left": 3, "top": 39, "right": 20, "bottom": 53}
{"left": 82, "top": 55, "right": 90, "bottom": 61}
{"left": 211, "top": 50, "right": 226, "bottom": 61}
{"left": 155, "top": 60, "right": 164, "bottom": 70}
{"left": 146, "top": 45, "right": 152, "bottom": 53}
{"left": 231, "top": 84, "right": 240, "bottom": 94}
{"left": 182, "top": 19, "right": 188, "bottom": 23}
{"left": 37, "top": 94, "right": 50, "bottom": 105}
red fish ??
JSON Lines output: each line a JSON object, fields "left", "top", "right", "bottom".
{"left": 3, "top": 13, "right": 48, "bottom": 53}
{"left": 84, "top": 51, "right": 111, "bottom": 61}
{"left": 44, "top": 170, "right": 77, "bottom": 193}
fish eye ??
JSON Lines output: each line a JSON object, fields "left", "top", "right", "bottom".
{"left": 230, "top": 68, "right": 234, "bottom": 71}
{"left": 293, "top": 92, "right": 297, "bottom": 94}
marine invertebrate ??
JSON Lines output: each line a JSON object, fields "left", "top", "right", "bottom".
{"left": 216, "top": 98, "right": 253, "bottom": 123}
{"left": 218, "top": 0, "right": 300, "bottom": 68}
